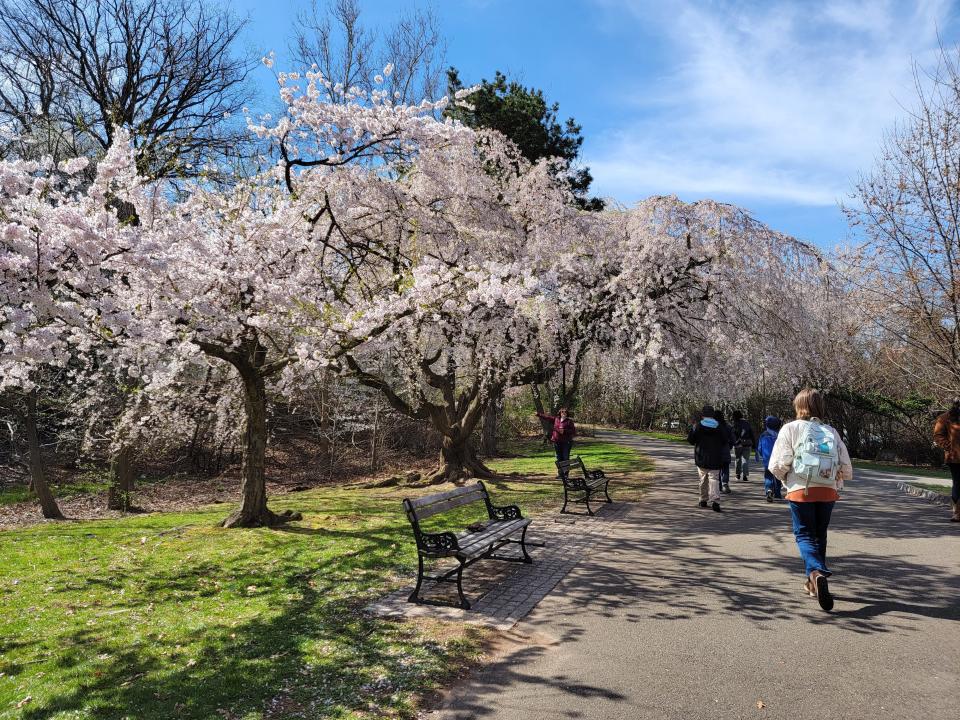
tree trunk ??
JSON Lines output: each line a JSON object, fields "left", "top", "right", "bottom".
{"left": 221, "top": 368, "right": 286, "bottom": 528}
{"left": 531, "top": 384, "right": 553, "bottom": 441}
{"left": 106, "top": 445, "right": 134, "bottom": 511}
{"left": 24, "top": 391, "right": 64, "bottom": 520}
{"left": 480, "top": 392, "right": 500, "bottom": 457}
{"left": 370, "top": 401, "right": 380, "bottom": 471}
{"left": 425, "top": 436, "right": 496, "bottom": 485}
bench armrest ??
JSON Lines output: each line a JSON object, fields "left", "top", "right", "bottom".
{"left": 418, "top": 531, "right": 459, "bottom": 555}
{"left": 487, "top": 503, "right": 523, "bottom": 521}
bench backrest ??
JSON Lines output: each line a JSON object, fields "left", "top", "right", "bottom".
{"left": 404, "top": 482, "right": 489, "bottom": 522}
{"left": 556, "top": 457, "right": 587, "bottom": 475}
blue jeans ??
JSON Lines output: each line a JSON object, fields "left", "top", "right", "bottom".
{"left": 735, "top": 447, "right": 750, "bottom": 478}
{"left": 788, "top": 500, "right": 835, "bottom": 577}
{"left": 554, "top": 441, "right": 572, "bottom": 463}
{"left": 763, "top": 470, "right": 782, "bottom": 498}
{"left": 949, "top": 463, "right": 960, "bottom": 503}
{"left": 719, "top": 462, "right": 730, "bottom": 487}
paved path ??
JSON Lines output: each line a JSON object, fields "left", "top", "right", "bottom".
{"left": 432, "top": 431, "right": 960, "bottom": 720}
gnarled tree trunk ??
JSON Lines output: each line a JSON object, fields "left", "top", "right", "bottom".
{"left": 480, "top": 391, "right": 500, "bottom": 457}
{"left": 24, "top": 390, "right": 64, "bottom": 520}
{"left": 427, "top": 435, "right": 495, "bottom": 485}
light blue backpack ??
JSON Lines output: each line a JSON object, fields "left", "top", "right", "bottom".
{"left": 792, "top": 420, "right": 839, "bottom": 493}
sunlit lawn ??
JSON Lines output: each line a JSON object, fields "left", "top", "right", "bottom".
{"left": 0, "top": 439, "right": 652, "bottom": 720}
{"left": 488, "top": 438, "right": 655, "bottom": 476}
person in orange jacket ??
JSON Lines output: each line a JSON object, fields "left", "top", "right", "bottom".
{"left": 933, "top": 399, "right": 960, "bottom": 522}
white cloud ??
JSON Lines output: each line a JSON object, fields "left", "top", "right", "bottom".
{"left": 586, "top": 0, "right": 952, "bottom": 206}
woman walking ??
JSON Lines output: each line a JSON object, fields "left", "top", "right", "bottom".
{"left": 932, "top": 400, "right": 960, "bottom": 522}
{"left": 536, "top": 407, "right": 577, "bottom": 466}
{"left": 715, "top": 410, "right": 734, "bottom": 494}
{"left": 769, "top": 389, "right": 853, "bottom": 612}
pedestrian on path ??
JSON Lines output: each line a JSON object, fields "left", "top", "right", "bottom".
{"left": 932, "top": 400, "right": 960, "bottom": 522}
{"left": 769, "top": 389, "right": 853, "bottom": 612}
{"left": 731, "top": 410, "right": 756, "bottom": 481}
{"left": 686, "top": 405, "right": 725, "bottom": 512}
{"left": 715, "top": 409, "right": 734, "bottom": 494}
{"left": 756, "top": 415, "right": 783, "bottom": 502}
{"left": 536, "top": 408, "right": 577, "bottom": 469}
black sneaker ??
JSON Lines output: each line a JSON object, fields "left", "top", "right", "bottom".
{"left": 722, "top": 484, "right": 731, "bottom": 494}
{"left": 712, "top": 501, "right": 722, "bottom": 512}
{"left": 698, "top": 500, "right": 708, "bottom": 508}
{"left": 766, "top": 490, "right": 774, "bottom": 502}
{"left": 814, "top": 574, "right": 834, "bottom": 612}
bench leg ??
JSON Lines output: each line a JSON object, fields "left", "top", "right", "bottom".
{"left": 603, "top": 480, "right": 612, "bottom": 503}
{"left": 584, "top": 489, "right": 594, "bottom": 516}
{"left": 455, "top": 559, "right": 470, "bottom": 609}
{"left": 519, "top": 525, "right": 533, "bottom": 564}
{"left": 408, "top": 555, "right": 425, "bottom": 604}
{"left": 561, "top": 485, "right": 570, "bottom": 514}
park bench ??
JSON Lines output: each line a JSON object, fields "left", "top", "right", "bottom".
{"left": 555, "top": 455, "right": 611, "bottom": 515}
{"left": 403, "top": 481, "right": 532, "bottom": 609}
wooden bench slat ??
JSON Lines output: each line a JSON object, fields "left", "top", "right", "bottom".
{"left": 408, "top": 489, "right": 487, "bottom": 519}
{"left": 407, "top": 483, "right": 485, "bottom": 510}
{"left": 456, "top": 519, "right": 530, "bottom": 553}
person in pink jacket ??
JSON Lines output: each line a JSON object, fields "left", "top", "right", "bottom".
{"left": 537, "top": 408, "right": 577, "bottom": 465}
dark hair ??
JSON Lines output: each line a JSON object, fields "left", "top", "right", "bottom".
{"left": 950, "top": 399, "right": 960, "bottom": 422}
{"left": 732, "top": 410, "right": 743, "bottom": 421}
{"left": 701, "top": 405, "right": 715, "bottom": 418}
{"left": 715, "top": 409, "right": 726, "bottom": 425}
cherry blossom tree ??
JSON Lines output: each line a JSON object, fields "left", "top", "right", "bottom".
{"left": 0, "top": 140, "right": 139, "bottom": 518}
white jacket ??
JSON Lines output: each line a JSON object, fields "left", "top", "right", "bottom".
{"left": 769, "top": 419, "right": 853, "bottom": 495}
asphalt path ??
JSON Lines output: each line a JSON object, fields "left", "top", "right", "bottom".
{"left": 433, "top": 431, "right": 960, "bottom": 720}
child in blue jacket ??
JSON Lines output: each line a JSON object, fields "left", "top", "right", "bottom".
{"left": 756, "top": 415, "right": 783, "bottom": 502}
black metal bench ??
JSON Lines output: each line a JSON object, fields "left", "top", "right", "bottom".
{"left": 556, "top": 455, "right": 611, "bottom": 515}
{"left": 403, "top": 481, "right": 532, "bottom": 609}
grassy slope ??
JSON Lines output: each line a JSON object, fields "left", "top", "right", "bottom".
{"left": 905, "top": 481, "right": 953, "bottom": 494}
{"left": 851, "top": 459, "right": 951, "bottom": 480}
{"left": 0, "top": 440, "right": 652, "bottom": 720}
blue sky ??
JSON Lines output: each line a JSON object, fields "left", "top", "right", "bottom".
{"left": 230, "top": 0, "right": 959, "bottom": 248}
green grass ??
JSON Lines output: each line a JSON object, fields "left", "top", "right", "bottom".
{"left": 906, "top": 481, "right": 952, "bottom": 494}
{"left": 852, "top": 459, "right": 951, "bottom": 479}
{"left": 487, "top": 439, "right": 655, "bottom": 476}
{"left": 0, "top": 469, "right": 112, "bottom": 507}
{"left": 0, "top": 490, "right": 487, "bottom": 720}
{"left": 0, "top": 438, "right": 653, "bottom": 720}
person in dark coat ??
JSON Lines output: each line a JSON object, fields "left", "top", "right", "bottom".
{"left": 687, "top": 405, "right": 725, "bottom": 512}
{"left": 715, "top": 410, "right": 735, "bottom": 494}
{"left": 731, "top": 410, "right": 756, "bottom": 482}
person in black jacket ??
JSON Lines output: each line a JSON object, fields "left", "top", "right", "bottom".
{"left": 687, "top": 405, "right": 725, "bottom": 512}
{"left": 731, "top": 410, "right": 756, "bottom": 482}
{"left": 715, "top": 410, "right": 735, "bottom": 494}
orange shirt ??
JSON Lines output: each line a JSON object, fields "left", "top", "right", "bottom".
{"left": 786, "top": 486, "right": 839, "bottom": 502}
